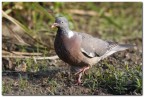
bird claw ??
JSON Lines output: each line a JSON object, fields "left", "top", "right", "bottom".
{"left": 74, "top": 66, "right": 90, "bottom": 85}
{"left": 74, "top": 80, "right": 82, "bottom": 85}
{"left": 74, "top": 68, "right": 83, "bottom": 76}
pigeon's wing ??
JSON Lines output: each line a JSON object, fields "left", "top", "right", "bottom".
{"left": 77, "top": 32, "right": 109, "bottom": 57}
{"left": 77, "top": 32, "right": 134, "bottom": 58}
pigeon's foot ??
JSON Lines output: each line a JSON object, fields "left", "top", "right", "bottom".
{"left": 82, "top": 66, "right": 90, "bottom": 75}
{"left": 74, "top": 66, "right": 90, "bottom": 76}
{"left": 75, "top": 66, "right": 90, "bottom": 84}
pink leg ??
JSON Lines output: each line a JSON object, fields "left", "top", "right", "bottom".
{"left": 77, "top": 72, "right": 82, "bottom": 84}
{"left": 76, "top": 66, "right": 90, "bottom": 84}
{"left": 74, "top": 68, "right": 83, "bottom": 76}
{"left": 82, "top": 66, "right": 90, "bottom": 74}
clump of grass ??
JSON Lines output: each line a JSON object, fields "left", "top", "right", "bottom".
{"left": 83, "top": 63, "right": 142, "bottom": 95}
{"left": 2, "top": 81, "right": 12, "bottom": 95}
{"left": 18, "top": 74, "right": 28, "bottom": 89}
{"left": 46, "top": 78, "right": 59, "bottom": 95}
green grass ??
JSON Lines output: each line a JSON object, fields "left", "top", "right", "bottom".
{"left": 18, "top": 74, "right": 28, "bottom": 89}
{"left": 2, "top": 81, "right": 12, "bottom": 95}
{"left": 47, "top": 78, "right": 59, "bottom": 95}
{"left": 83, "top": 63, "right": 142, "bottom": 95}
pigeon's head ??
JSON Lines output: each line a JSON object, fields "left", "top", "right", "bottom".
{"left": 51, "top": 17, "right": 69, "bottom": 29}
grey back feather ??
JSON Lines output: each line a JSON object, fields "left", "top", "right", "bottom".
{"left": 77, "top": 32, "right": 134, "bottom": 58}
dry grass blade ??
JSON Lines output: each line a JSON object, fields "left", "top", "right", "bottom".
{"left": 2, "top": 10, "right": 52, "bottom": 50}
{"left": 2, "top": 10, "right": 33, "bottom": 35}
{"left": 5, "top": 25, "right": 30, "bottom": 46}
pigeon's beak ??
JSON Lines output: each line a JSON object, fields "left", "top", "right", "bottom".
{"left": 51, "top": 23, "right": 59, "bottom": 28}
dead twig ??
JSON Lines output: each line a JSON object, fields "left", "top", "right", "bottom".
{"left": 2, "top": 55, "right": 32, "bottom": 59}
{"left": 33, "top": 55, "right": 59, "bottom": 63}
{"left": 68, "top": 9, "right": 99, "bottom": 16}
{"left": 2, "top": 50, "right": 43, "bottom": 56}
{"left": 68, "top": 9, "right": 111, "bottom": 17}
{"left": 34, "top": 55, "right": 59, "bottom": 60}
{"left": 2, "top": 55, "right": 59, "bottom": 60}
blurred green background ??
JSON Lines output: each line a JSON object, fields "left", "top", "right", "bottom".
{"left": 2, "top": 2, "right": 142, "bottom": 44}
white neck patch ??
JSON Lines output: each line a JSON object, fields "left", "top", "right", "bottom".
{"left": 67, "top": 30, "right": 74, "bottom": 38}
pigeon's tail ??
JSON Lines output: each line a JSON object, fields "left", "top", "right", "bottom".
{"left": 112, "top": 44, "right": 135, "bottom": 52}
{"left": 101, "top": 44, "right": 135, "bottom": 60}
{"left": 89, "top": 44, "right": 135, "bottom": 66}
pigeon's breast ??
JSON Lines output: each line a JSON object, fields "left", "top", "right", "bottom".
{"left": 54, "top": 33, "right": 86, "bottom": 66}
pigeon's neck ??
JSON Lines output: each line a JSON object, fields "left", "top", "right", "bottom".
{"left": 58, "top": 28, "right": 74, "bottom": 38}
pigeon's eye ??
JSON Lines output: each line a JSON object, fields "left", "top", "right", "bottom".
{"left": 61, "top": 22, "right": 63, "bottom": 23}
